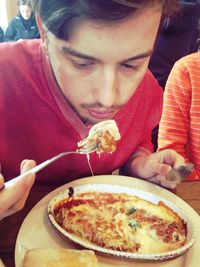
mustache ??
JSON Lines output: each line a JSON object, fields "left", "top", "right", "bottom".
{"left": 80, "top": 102, "right": 122, "bottom": 110}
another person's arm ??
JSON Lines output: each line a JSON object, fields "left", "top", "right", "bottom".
{"left": 4, "top": 21, "right": 16, "bottom": 42}
{"left": 0, "top": 160, "right": 36, "bottom": 220}
{"left": 123, "top": 148, "right": 185, "bottom": 189}
{"left": 158, "top": 53, "right": 200, "bottom": 180}
{"left": 158, "top": 59, "right": 190, "bottom": 160}
{"left": 0, "top": 27, "right": 4, "bottom": 42}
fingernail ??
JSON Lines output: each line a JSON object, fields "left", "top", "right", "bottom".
{"left": 0, "top": 184, "right": 5, "bottom": 191}
{"left": 0, "top": 176, "right": 5, "bottom": 191}
{"left": 20, "top": 159, "right": 29, "bottom": 171}
{"left": 21, "top": 160, "right": 36, "bottom": 173}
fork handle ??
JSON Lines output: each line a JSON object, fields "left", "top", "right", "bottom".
{"left": 28, "top": 151, "right": 78, "bottom": 174}
{"left": 3, "top": 151, "right": 78, "bottom": 190}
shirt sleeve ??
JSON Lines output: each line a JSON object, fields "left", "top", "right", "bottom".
{"left": 4, "top": 21, "right": 16, "bottom": 42}
{"left": 158, "top": 59, "right": 191, "bottom": 161}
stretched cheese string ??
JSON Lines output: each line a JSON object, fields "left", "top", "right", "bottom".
{"left": 86, "top": 153, "right": 94, "bottom": 176}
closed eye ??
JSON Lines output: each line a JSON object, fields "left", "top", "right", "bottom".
{"left": 72, "top": 61, "right": 95, "bottom": 69}
{"left": 121, "top": 63, "right": 139, "bottom": 70}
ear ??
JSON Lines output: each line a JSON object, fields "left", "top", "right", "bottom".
{"left": 36, "top": 14, "right": 46, "bottom": 42}
{"left": 36, "top": 14, "right": 48, "bottom": 53}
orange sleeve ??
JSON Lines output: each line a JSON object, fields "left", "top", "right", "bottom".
{"left": 158, "top": 52, "right": 200, "bottom": 180}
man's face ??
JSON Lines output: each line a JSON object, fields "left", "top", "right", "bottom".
{"left": 45, "top": 8, "right": 161, "bottom": 125}
{"left": 20, "top": 5, "right": 32, "bottom": 20}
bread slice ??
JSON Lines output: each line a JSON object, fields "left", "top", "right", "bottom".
{"left": 23, "top": 247, "right": 98, "bottom": 267}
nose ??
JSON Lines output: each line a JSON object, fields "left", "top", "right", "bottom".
{"left": 96, "top": 66, "right": 118, "bottom": 107}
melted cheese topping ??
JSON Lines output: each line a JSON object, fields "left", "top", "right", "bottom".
{"left": 54, "top": 192, "right": 187, "bottom": 254}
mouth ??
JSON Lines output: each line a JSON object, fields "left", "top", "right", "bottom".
{"left": 87, "top": 108, "right": 118, "bottom": 120}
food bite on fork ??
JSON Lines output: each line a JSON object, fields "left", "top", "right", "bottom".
{"left": 2, "top": 120, "right": 121, "bottom": 192}
{"left": 77, "top": 120, "right": 121, "bottom": 155}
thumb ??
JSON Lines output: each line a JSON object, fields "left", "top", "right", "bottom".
{"left": 154, "top": 163, "right": 172, "bottom": 176}
{"left": 20, "top": 159, "right": 36, "bottom": 174}
{"left": 20, "top": 160, "right": 36, "bottom": 189}
{"left": 25, "top": 172, "right": 36, "bottom": 188}
{"left": 0, "top": 163, "right": 4, "bottom": 190}
{"left": 0, "top": 174, "right": 5, "bottom": 190}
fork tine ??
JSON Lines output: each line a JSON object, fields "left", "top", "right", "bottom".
{"left": 77, "top": 141, "right": 99, "bottom": 154}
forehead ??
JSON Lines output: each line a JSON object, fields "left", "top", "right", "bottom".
{"left": 20, "top": 5, "right": 31, "bottom": 11}
{"left": 67, "top": 6, "right": 161, "bottom": 35}
{"left": 61, "top": 8, "right": 161, "bottom": 61}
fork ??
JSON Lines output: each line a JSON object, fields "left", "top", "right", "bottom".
{"left": 25, "top": 142, "right": 98, "bottom": 175}
{"left": 165, "top": 163, "right": 194, "bottom": 182}
{"left": 2, "top": 140, "right": 98, "bottom": 190}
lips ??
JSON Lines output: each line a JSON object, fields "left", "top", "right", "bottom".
{"left": 87, "top": 108, "right": 117, "bottom": 120}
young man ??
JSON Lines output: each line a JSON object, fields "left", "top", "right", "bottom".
{"left": 0, "top": 0, "right": 185, "bottom": 220}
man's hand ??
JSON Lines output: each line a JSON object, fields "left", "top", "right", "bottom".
{"left": 131, "top": 149, "right": 185, "bottom": 189}
{"left": 0, "top": 160, "right": 36, "bottom": 220}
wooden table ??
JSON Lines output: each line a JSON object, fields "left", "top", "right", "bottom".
{"left": 0, "top": 180, "right": 200, "bottom": 267}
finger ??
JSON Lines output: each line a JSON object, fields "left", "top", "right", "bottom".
{"left": 163, "top": 149, "right": 185, "bottom": 167}
{"left": 0, "top": 257, "right": 6, "bottom": 267}
{"left": 153, "top": 163, "right": 172, "bottom": 176}
{"left": 20, "top": 159, "right": 29, "bottom": 172}
{"left": 0, "top": 208, "right": 16, "bottom": 220}
{"left": 146, "top": 176, "right": 161, "bottom": 185}
{"left": 0, "top": 160, "right": 36, "bottom": 219}
{"left": 161, "top": 180, "right": 178, "bottom": 189}
{"left": 156, "top": 174, "right": 166, "bottom": 182}
{"left": 10, "top": 189, "right": 31, "bottom": 212}
{"left": 4, "top": 191, "right": 30, "bottom": 214}
{"left": 24, "top": 172, "right": 36, "bottom": 188}
{"left": 156, "top": 174, "right": 179, "bottom": 189}
{"left": 0, "top": 172, "right": 35, "bottom": 216}
{"left": 0, "top": 174, "right": 5, "bottom": 190}
{"left": 21, "top": 160, "right": 36, "bottom": 174}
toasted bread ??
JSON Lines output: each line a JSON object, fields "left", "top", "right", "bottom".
{"left": 23, "top": 247, "right": 98, "bottom": 267}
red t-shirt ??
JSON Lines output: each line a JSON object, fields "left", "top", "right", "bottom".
{"left": 0, "top": 39, "right": 163, "bottom": 185}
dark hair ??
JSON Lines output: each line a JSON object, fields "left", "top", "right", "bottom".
{"left": 17, "top": 0, "right": 33, "bottom": 7}
{"left": 34, "top": 0, "right": 180, "bottom": 40}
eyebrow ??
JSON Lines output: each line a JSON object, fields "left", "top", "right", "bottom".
{"left": 62, "top": 47, "right": 97, "bottom": 61}
{"left": 61, "top": 46, "right": 152, "bottom": 62}
{"left": 123, "top": 50, "right": 153, "bottom": 62}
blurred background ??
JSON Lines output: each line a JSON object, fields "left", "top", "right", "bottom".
{"left": 0, "top": 0, "right": 17, "bottom": 31}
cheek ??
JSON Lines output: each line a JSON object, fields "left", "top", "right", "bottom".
{"left": 121, "top": 64, "right": 149, "bottom": 101}
{"left": 53, "top": 63, "right": 92, "bottom": 104}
